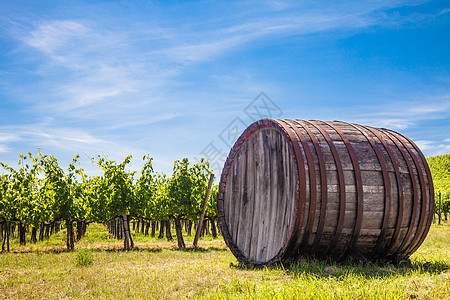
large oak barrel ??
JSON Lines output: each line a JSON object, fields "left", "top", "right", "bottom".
{"left": 217, "top": 119, "right": 434, "bottom": 265}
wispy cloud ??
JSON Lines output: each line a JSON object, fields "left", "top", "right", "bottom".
{"left": 437, "top": 8, "right": 450, "bottom": 16}
{"left": 17, "top": 0, "right": 433, "bottom": 96}
{"left": 2, "top": 0, "right": 448, "bottom": 173}
{"left": 151, "top": 1, "right": 430, "bottom": 65}
{"left": 364, "top": 119, "right": 414, "bottom": 130}
{"left": 0, "top": 133, "right": 21, "bottom": 143}
{"left": 24, "top": 20, "right": 90, "bottom": 56}
{"left": 415, "top": 140, "right": 450, "bottom": 157}
{"left": 0, "top": 133, "right": 21, "bottom": 154}
{"left": 354, "top": 95, "right": 450, "bottom": 130}
{"left": 105, "top": 112, "right": 181, "bottom": 130}
{"left": 366, "top": 98, "right": 450, "bottom": 117}
{"left": 0, "top": 145, "right": 12, "bottom": 154}
{"left": 20, "top": 20, "right": 148, "bottom": 114}
{"left": 7, "top": 0, "right": 434, "bottom": 121}
{"left": 0, "top": 121, "right": 143, "bottom": 157}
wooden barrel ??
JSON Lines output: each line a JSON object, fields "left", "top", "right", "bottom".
{"left": 217, "top": 119, "right": 434, "bottom": 265}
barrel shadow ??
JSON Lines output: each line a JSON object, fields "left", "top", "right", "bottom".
{"left": 229, "top": 258, "right": 450, "bottom": 278}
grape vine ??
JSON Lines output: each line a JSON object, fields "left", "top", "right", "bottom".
{"left": 0, "top": 151, "right": 216, "bottom": 251}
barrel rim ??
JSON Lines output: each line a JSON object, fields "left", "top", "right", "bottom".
{"left": 217, "top": 118, "right": 300, "bottom": 265}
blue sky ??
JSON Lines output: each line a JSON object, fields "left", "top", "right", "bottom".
{"left": 1, "top": 0, "right": 449, "bottom": 176}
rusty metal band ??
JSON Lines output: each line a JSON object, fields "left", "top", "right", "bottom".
{"left": 398, "top": 133, "right": 434, "bottom": 255}
{"left": 285, "top": 119, "right": 317, "bottom": 252}
{"left": 297, "top": 120, "right": 328, "bottom": 254}
{"left": 388, "top": 131, "right": 428, "bottom": 256}
{"left": 351, "top": 124, "right": 391, "bottom": 257}
{"left": 380, "top": 130, "right": 419, "bottom": 256}
{"left": 324, "top": 121, "right": 364, "bottom": 260}
{"left": 275, "top": 119, "right": 308, "bottom": 259}
{"left": 304, "top": 120, "right": 346, "bottom": 256}
{"left": 365, "top": 126, "right": 404, "bottom": 257}
{"left": 386, "top": 130, "right": 427, "bottom": 256}
{"left": 217, "top": 119, "right": 282, "bottom": 264}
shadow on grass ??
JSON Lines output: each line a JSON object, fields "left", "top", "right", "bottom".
{"left": 4, "top": 248, "right": 69, "bottom": 255}
{"left": 102, "top": 247, "right": 163, "bottom": 253}
{"left": 229, "top": 257, "right": 450, "bottom": 278}
{"left": 170, "top": 246, "right": 229, "bottom": 253}
{"left": 2, "top": 246, "right": 165, "bottom": 255}
{"left": 2, "top": 245, "right": 228, "bottom": 255}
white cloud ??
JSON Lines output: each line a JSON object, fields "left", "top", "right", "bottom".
{"left": 20, "top": 21, "right": 144, "bottom": 112}
{"left": 24, "top": 20, "right": 89, "bottom": 55}
{"left": 0, "top": 145, "right": 12, "bottom": 154}
{"left": 415, "top": 140, "right": 434, "bottom": 151}
{"left": 0, "top": 133, "right": 20, "bottom": 154}
{"left": 0, "top": 133, "right": 21, "bottom": 143}
{"left": 359, "top": 118, "right": 413, "bottom": 130}
{"left": 415, "top": 140, "right": 450, "bottom": 157}
{"left": 354, "top": 95, "right": 450, "bottom": 130}
{"left": 349, "top": 95, "right": 450, "bottom": 156}
{"left": 158, "top": 37, "right": 245, "bottom": 64}
{"left": 105, "top": 112, "right": 181, "bottom": 130}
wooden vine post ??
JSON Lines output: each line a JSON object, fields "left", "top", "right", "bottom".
{"left": 1, "top": 216, "right": 10, "bottom": 252}
{"left": 193, "top": 173, "right": 215, "bottom": 247}
{"left": 123, "top": 212, "right": 130, "bottom": 249}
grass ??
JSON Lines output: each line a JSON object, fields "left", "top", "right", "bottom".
{"left": 0, "top": 221, "right": 449, "bottom": 299}
{"left": 75, "top": 249, "right": 94, "bottom": 267}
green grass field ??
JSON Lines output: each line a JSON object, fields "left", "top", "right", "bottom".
{"left": 1, "top": 221, "right": 449, "bottom": 299}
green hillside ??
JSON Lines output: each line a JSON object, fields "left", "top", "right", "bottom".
{"left": 426, "top": 153, "right": 450, "bottom": 220}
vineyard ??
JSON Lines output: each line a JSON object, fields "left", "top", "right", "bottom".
{"left": 0, "top": 151, "right": 218, "bottom": 252}
{"left": 1, "top": 151, "right": 450, "bottom": 254}
{"left": 0, "top": 151, "right": 449, "bottom": 299}
{"left": 427, "top": 153, "right": 450, "bottom": 222}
